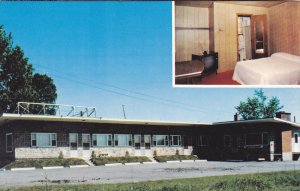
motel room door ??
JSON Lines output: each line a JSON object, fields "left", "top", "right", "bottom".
{"left": 251, "top": 15, "right": 268, "bottom": 59}
{"left": 69, "top": 133, "right": 79, "bottom": 157}
{"left": 134, "top": 134, "right": 142, "bottom": 156}
{"left": 82, "top": 134, "right": 91, "bottom": 158}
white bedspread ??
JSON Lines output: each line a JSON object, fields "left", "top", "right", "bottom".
{"left": 233, "top": 52, "right": 300, "bottom": 85}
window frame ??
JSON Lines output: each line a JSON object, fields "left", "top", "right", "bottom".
{"left": 92, "top": 134, "right": 112, "bottom": 147}
{"left": 245, "top": 133, "right": 267, "bottom": 146}
{"left": 262, "top": 132, "right": 269, "bottom": 145}
{"left": 224, "top": 135, "right": 232, "bottom": 147}
{"left": 170, "top": 135, "right": 181, "bottom": 147}
{"left": 6, "top": 133, "right": 13, "bottom": 153}
{"left": 153, "top": 135, "right": 169, "bottom": 147}
{"left": 31, "top": 133, "right": 57, "bottom": 148}
{"left": 114, "top": 134, "right": 132, "bottom": 147}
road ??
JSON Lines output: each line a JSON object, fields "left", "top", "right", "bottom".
{"left": 1, "top": 161, "right": 300, "bottom": 188}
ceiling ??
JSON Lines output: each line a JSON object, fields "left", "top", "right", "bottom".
{"left": 175, "top": 1, "right": 285, "bottom": 8}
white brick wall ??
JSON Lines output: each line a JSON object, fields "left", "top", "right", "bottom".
{"left": 15, "top": 146, "right": 193, "bottom": 159}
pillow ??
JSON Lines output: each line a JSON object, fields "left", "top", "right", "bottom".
{"left": 271, "top": 52, "right": 300, "bottom": 63}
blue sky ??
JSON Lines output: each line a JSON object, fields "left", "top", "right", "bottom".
{"left": 0, "top": 2, "right": 300, "bottom": 123}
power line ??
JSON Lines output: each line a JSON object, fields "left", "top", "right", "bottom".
{"left": 34, "top": 64, "right": 213, "bottom": 113}
{"left": 48, "top": 72, "right": 207, "bottom": 113}
{"left": 35, "top": 64, "right": 201, "bottom": 110}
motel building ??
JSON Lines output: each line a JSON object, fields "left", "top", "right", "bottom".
{"left": 0, "top": 102, "right": 300, "bottom": 163}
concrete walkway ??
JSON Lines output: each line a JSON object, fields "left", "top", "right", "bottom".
{"left": 1, "top": 161, "right": 300, "bottom": 188}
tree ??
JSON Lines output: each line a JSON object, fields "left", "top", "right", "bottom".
{"left": 235, "top": 89, "right": 284, "bottom": 120}
{"left": 0, "top": 25, "right": 57, "bottom": 114}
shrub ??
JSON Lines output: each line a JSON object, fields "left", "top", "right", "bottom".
{"left": 125, "top": 151, "right": 130, "bottom": 157}
{"left": 153, "top": 150, "right": 157, "bottom": 158}
{"left": 91, "top": 151, "right": 96, "bottom": 161}
{"left": 175, "top": 149, "right": 179, "bottom": 156}
{"left": 58, "top": 151, "right": 64, "bottom": 159}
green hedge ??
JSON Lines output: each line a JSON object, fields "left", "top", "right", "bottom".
{"left": 5, "top": 158, "right": 87, "bottom": 170}
{"left": 154, "top": 155, "right": 198, "bottom": 162}
{"left": 92, "top": 156, "right": 151, "bottom": 166}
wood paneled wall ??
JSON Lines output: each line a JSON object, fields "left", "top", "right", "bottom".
{"left": 269, "top": 2, "right": 300, "bottom": 56}
{"left": 212, "top": 3, "right": 268, "bottom": 72}
{"left": 175, "top": 6, "right": 209, "bottom": 62}
{"left": 209, "top": 4, "right": 214, "bottom": 52}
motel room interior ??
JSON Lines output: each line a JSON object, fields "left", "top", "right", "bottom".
{"left": 174, "top": 1, "right": 300, "bottom": 85}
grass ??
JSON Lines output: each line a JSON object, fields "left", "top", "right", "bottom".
{"left": 154, "top": 155, "right": 198, "bottom": 162}
{"left": 91, "top": 156, "right": 151, "bottom": 166}
{"left": 4, "top": 158, "right": 87, "bottom": 170}
{"left": 2, "top": 170, "right": 300, "bottom": 191}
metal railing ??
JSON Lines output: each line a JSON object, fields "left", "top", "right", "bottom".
{"left": 16, "top": 102, "right": 96, "bottom": 118}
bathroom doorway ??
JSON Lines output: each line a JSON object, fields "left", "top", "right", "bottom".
{"left": 237, "top": 15, "right": 252, "bottom": 61}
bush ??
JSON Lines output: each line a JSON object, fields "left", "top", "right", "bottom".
{"left": 5, "top": 158, "right": 87, "bottom": 170}
{"left": 91, "top": 151, "right": 96, "bottom": 161}
{"left": 125, "top": 151, "right": 130, "bottom": 157}
{"left": 92, "top": 156, "right": 151, "bottom": 166}
{"left": 58, "top": 151, "right": 64, "bottom": 159}
{"left": 154, "top": 155, "right": 198, "bottom": 162}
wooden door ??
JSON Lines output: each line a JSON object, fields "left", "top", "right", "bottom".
{"left": 251, "top": 15, "right": 268, "bottom": 59}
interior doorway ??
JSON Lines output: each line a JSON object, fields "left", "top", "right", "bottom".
{"left": 237, "top": 15, "right": 252, "bottom": 61}
{"left": 237, "top": 14, "right": 268, "bottom": 60}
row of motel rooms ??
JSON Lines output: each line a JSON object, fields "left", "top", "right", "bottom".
{"left": 0, "top": 111, "right": 300, "bottom": 162}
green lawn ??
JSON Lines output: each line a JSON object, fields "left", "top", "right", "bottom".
{"left": 92, "top": 156, "right": 151, "bottom": 165}
{"left": 2, "top": 170, "right": 300, "bottom": 191}
{"left": 154, "top": 155, "right": 198, "bottom": 162}
{"left": 4, "top": 158, "right": 87, "bottom": 170}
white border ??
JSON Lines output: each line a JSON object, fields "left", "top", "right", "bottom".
{"left": 171, "top": 2, "right": 300, "bottom": 88}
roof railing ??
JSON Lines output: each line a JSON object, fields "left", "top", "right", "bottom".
{"left": 16, "top": 102, "right": 96, "bottom": 118}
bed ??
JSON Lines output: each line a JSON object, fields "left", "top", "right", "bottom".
{"left": 232, "top": 52, "right": 300, "bottom": 85}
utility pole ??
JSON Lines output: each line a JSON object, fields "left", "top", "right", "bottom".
{"left": 122, "top": 105, "right": 126, "bottom": 119}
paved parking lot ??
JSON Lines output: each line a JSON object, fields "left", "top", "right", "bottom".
{"left": 1, "top": 161, "right": 300, "bottom": 188}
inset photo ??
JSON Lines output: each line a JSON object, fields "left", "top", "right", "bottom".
{"left": 173, "top": 1, "right": 300, "bottom": 86}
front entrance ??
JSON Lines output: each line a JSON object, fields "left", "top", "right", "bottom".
{"left": 69, "top": 133, "right": 78, "bottom": 157}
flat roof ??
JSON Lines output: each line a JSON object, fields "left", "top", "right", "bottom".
{"left": 0, "top": 113, "right": 210, "bottom": 127}
{"left": 0, "top": 113, "right": 299, "bottom": 129}
{"left": 213, "top": 118, "right": 300, "bottom": 128}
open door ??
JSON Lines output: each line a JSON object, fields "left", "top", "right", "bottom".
{"left": 251, "top": 15, "right": 268, "bottom": 59}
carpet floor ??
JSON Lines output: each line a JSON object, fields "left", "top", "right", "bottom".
{"left": 175, "top": 70, "right": 240, "bottom": 85}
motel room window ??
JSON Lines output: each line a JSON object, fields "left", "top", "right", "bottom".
{"left": 294, "top": 133, "right": 299, "bottom": 143}
{"left": 153, "top": 135, "right": 168, "bottom": 146}
{"left": 262, "top": 133, "right": 269, "bottom": 145}
{"left": 6, "top": 133, "right": 13, "bottom": 152}
{"left": 245, "top": 133, "right": 262, "bottom": 146}
{"left": 114, "top": 134, "right": 132, "bottom": 147}
{"left": 224, "top": 135, "right": 232, "bottom": 147}
{"left": 197, "top": 135, "right": 208, "bottom": 146}
{"left": 170, "top": 135, "right": 181, "bottom": 146}
{"left": 92, "top": 134, "right": 112, "bottom": 147}
{"left": 31, "top": 133, "right": 57, "bottom": 147}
